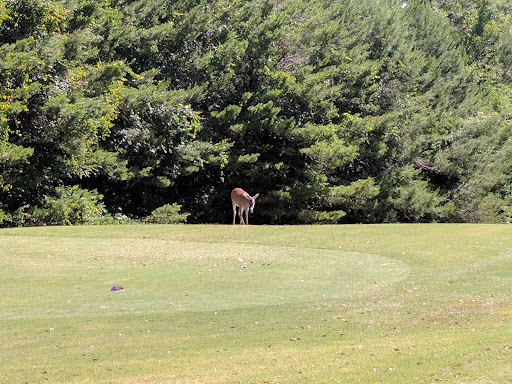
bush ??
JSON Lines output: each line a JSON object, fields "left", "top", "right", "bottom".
{"left": 0, "top": 205, "right": 35, "bottom": 227}
{"left": 32, "top": 185, "right": 113, "bottom": 225}
{"left": 144, "top": 203, "right": 189, "bottom": 224}
{"left": 298, "top": 209, "right": 346, "bottom": 224}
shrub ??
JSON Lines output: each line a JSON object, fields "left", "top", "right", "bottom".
{"left": 144, "top": 203, "right": 189, "bottom": 224}
{"left": 298, "top": 209, "right": 346, "bottom": 224}
{"left": 32, "top": 185, "right": 113, "bottom": 225}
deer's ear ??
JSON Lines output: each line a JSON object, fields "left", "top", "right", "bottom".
{"left": 254, "top": 193, "right": 259, "bottom": 199}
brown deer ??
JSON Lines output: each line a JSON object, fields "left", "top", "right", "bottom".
{"left": 231, "top": 188, "right": 259, "bottom": 225}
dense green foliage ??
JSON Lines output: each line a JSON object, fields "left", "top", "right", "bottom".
{"left": 1, "top": 0, "right": 512, "bottom": 225}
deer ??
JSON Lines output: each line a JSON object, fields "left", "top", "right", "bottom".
{"left": 231, "top": 188, "right": 259, "bottom": 225}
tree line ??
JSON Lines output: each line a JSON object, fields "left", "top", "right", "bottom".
{"left": 1, "top": 0, "right": 512, "bottom": 225}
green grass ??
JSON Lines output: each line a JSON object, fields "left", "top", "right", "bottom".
{"left": 1, "top": 224, "right": 511, "bottom": 383}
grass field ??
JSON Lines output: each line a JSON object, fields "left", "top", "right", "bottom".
{"left": 1, "top": 224, "right": 511, "bottom": 383}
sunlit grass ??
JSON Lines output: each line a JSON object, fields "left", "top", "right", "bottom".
{"left": 1, "top": 224, "right": 511, "bottom": 383}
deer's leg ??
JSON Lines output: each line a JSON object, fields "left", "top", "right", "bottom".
{"left": 239, "top": 208, "right": 245, "bottom": 225}
{"left": 232, "top": 204, "right": 237, "bottom": 224}
{"left": 245, "top": 209, "right": 249, "bottom": 225}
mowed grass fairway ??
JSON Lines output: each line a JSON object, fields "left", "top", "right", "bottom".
{"left": 1, "top": 224, "right": 511, "bottom": 383}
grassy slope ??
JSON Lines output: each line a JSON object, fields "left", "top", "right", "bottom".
{"left": 0, "top": 224, "right": 511, "bottom": 383}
